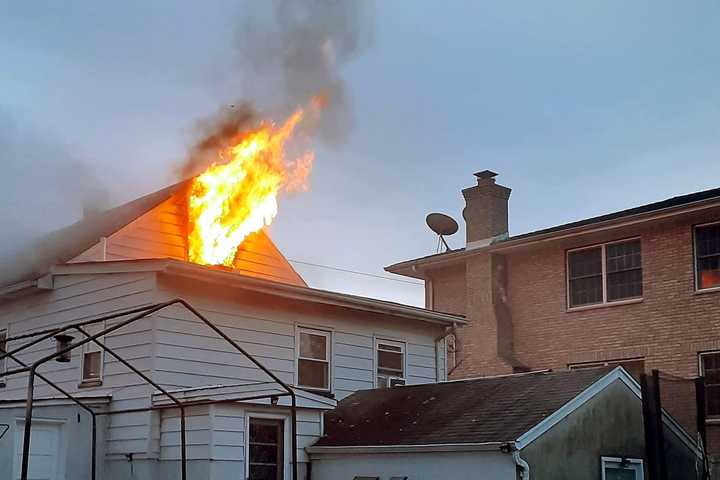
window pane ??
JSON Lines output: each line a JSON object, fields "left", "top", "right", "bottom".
{"left": 299, "top": 332, "right": 327, "bottom": 360}
{"left": 298, "top": 358, "right": 328, "bottom": 389}
{"left": 605, "top": 467, "right": 637, "bottom": 480}
{"left": 248, "top": 465, "right": 278, "bottom": 480}
{"left": 378, "top": 350, "right": 403, "bottom": 372}
{"left": 606, "top": 241, "right": 641, "bottom": 273}
{"left": 83, "top": 351, "right": 101, "bottom": 380}
{"left": 698, "top": 256, "right": 720, "bottom": 289}
{"left": 607, "top": 269, "right": 643, "bottom": 301}
{"left": 378, "top": 343, "right": 402, "bottom": 353}
{"left": 569, "top": 276, "right": 603, "bottom": 307}
{"left": 250, "top": 422, "right": 279, "bottom": 444}
{"left": 706, "top": 385, "right": 720, "bottom": 417}
{"left": 568, "top": 248, "right": 602, "bottom": 279}
{"left": 249, "top": 444, "right": 278, "bottom": 464}
{"left": 696, "top": 225, "right": 720, "bottom": 257}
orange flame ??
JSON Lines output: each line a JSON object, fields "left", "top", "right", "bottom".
{"left": 187, "top": 108, "right": 312, "bottom": 266}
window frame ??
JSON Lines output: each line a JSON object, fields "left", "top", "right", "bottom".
{"left": 0, "top": 328, "right": 7, "bottom": 387}
{"left": 600, "top": 457, "right": 644, "bottom": 480}
{"left": 375, "top": 338, "right": 407, "bottom": 388}
{"left": 566, "top": 237, "right": 643, "bottom": 310}
{"left": 295, "top": 327, "right": 332, "bottom": 392}
{"left": 693, "top": 221, "right": 720, "bottom": 292}
{"left": 698, "top": 350, "right": 720, "bottom": 418}
{"left": 79, "top": 325, "right": 104, "bottom": 386}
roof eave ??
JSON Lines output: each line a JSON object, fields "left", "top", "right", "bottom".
{"left": 48, "top": 259, "right": 464, "bottom": 327}
{"left": 306, "top": 442, "right": 509, "bottom": 455}
{"left": 387, "top": 195, "right": 720, "bottom": 278}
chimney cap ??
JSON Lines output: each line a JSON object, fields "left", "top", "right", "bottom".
{"left": 474, "top": 170, "right": 498, "bottom": 180}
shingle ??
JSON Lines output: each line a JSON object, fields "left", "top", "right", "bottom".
{"left": 316, "top": 368, "right": 613, "bottom": 446}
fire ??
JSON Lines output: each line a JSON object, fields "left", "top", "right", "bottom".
{"left": 187, "top": 108, "right": 312, "bottom": 266}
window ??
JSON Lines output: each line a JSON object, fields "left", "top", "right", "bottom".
{"left": 569, "top": 358, "right": 645, "bottom": 380}
{"left": 297, "top": 329, "right": 330, "bottom": 390}
{"left": 699, "top": 351, "right": 720, "bottom": 417}
{"left": 695, "top": 223, "right": 720, "bottom": 290}
{"left": 567, "top": 239, "right": 642, "bottom": 308}
{"left": 0, "top": 329, "right": 6, "bottom": 386}
{"left": 376, "top": 340, "right": 405, "bottom": 388}
{"left": 248, "top": 418, "right": 284, "bottom": 480}
{"left": 601, "top": 457, "right": 643, "bottom": 480}
{"left": 80, "top": 325, "right": 104, "bottom": 385}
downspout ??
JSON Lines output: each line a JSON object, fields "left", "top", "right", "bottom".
{"left": 512, "top": 450, "right": 530, "bottom": 480}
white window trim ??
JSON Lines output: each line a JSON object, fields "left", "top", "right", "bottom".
{"left": 374, "top": 338, "right": 407, "bottom": 388}
{"left": 245, "top": 411, "right": 291, "bottom": 480}
{"left": 698, "top": 350, "right": 720, "bottom": 418}
{"left": 693, "top": 221, "right": 720, "bottom": 292}
{"left": 600, "top": 456, "right": 644, "bottom": 480}
{"left": 295, "top": 327, "right": 332, "bottom": 392}
{"left": 566, "top": 237, "right": 643, "bottom": 310}
{"left": 80, "top": 327, "right": 105, "bottom": 385}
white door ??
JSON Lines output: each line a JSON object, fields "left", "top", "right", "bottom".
{"left": 13, "top": 421, "right": 63, "bottom": 480}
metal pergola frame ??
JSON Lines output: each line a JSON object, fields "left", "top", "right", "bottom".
{"left": 0, "top": 298, "right": 299, "bottom": 480}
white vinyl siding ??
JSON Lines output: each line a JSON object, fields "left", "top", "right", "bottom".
{"left": 0, "top": 328, "right": 6, "bottom": 386}
{"left": 0, "top": 272, "right": 158, "bottom": 457}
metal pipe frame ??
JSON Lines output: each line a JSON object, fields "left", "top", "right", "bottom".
{"left": 1, "top": 299, "right": 299, "bottom": 480}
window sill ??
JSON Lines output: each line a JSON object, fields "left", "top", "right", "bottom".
{"left": 78, "top": 379, "right": 103, "bottom": 388}
{"left": 694, "top": 286, "right": 720, "bottom": 296}
{"left": 566, "top": 298, "right": 643, "bottom": 313}
{"left": 706, "top": 417, "right": 720, "bottom": 425}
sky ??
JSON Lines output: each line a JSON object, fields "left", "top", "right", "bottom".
{"left": 1, "top": 1, "right": 719, "bottom": 306}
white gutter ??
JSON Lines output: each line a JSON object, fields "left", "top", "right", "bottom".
{"left": 306, "top": 442, "right": 506, "bottom": 455}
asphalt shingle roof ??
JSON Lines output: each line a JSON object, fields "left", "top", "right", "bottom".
{"left": 316, "top": 367, "right": 613, "bottom": 447}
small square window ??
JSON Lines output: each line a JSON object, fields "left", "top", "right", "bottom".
{"left": 601, "top": 457, "right": 643, "bottom": 480}
{"left": 80, "top": 324, "right": 104, "bottom": 384}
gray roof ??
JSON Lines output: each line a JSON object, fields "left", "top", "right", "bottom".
{"left": 315, "top": 367, "right": 613, "bottom": 447}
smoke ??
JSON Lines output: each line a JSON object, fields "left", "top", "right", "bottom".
{"left": 181, "top": 0, "right": 373, "bottom": 177}
{"left": 0, "top": 109, "right": 105, "bottom": 281}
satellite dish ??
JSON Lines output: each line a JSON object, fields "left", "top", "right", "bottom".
{"left": 426, "top": 213, "right": 458, "bottom": 252}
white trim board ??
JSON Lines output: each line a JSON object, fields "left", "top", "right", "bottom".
{"left": 515, "top": 367, "right": 702, "bottom": 458}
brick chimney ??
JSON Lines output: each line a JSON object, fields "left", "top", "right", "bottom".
{"left": 462, "top": 170, "right": 511, "bottom": 248}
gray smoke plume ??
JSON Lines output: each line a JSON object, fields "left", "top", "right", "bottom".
{"left": 0, "top": 109, "right": 106, "bottom": 284}
{"left": 182, "top": 0, "right": 373, "bottom": 177}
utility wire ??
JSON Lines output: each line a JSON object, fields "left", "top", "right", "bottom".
{"left": 287, "top": 259, "right": 424, "bottom": 286}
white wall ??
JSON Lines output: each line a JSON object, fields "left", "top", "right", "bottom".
{"left": 153, "top": 274, "right": 445, "bottom": 400}
{"left": 0, "top": 271, "right": 159, "bottom": 458}
{"left": 311, "top": 451, "right": 516, "bottom": 480}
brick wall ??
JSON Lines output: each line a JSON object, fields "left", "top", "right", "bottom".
{"left": 428, "top": 208, "right": 720, "bottom": 453}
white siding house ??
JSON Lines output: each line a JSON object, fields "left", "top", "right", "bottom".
{"left": 0, "top": 182, "right": 462, "bottom": 480}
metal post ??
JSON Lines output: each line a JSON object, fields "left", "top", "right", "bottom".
{"left": 291, "top": 393, "right": 298, "bottom": 480}
{"left": 652, "top": 370, "right": 668, "bottom": 480}
{"left": 92, "top": 415, "right": 97, "bottom": 480}
{"left": 180, "top": 407, "right": 187, "bottom": 480}
{"left": 20, "top": 368, "right": 36, "bottom": 480}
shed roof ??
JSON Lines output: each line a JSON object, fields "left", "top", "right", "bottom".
{"left": 314, "top": 368, "right": 613, "bottom": 447}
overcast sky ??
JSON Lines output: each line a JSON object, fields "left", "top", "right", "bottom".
{"left": 2, "top": 1, "right": 719, "bottom": 306}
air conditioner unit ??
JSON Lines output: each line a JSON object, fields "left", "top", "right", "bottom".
{"left": 378, "top": 376, "right": 406, "bottom": 388}
{"left": 389, "top": 377, "right": 406, "bottom": 388}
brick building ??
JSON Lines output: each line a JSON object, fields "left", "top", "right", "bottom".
{"left": 387, "top": 171, "right": 720, "bottom": 459}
